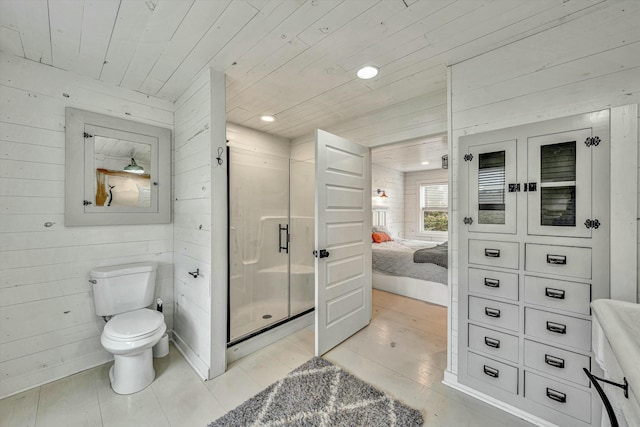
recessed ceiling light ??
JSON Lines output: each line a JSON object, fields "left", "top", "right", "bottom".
{"left": 357, "top": 65, "right": 379, "bottom": 79}
{"left": 421, "top": 161, "right": 429, "bottom": 165}
{"left": 260, "top": 115, "right": 276, "bottom": 122}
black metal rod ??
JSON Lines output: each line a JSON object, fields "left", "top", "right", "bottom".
{"left": 583, "top": 368, "right": 620, "bottom": 427}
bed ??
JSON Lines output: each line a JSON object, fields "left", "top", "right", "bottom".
{"left": 371, "top": 228, "right": 448, "bottom": 306}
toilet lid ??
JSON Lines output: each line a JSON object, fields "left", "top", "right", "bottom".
{"left": 104, "top": 309, "right": 164, "bottom": 340}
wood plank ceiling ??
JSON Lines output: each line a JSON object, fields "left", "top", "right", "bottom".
{"left": 0, "top": 0, "right": 609, "bottom": 146}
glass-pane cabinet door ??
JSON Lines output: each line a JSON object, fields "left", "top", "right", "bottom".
{"left": 467, "top": 140, "right": 518, "bottom": 234}
{"left": 527, "top": 129, "right": 592, "bottom": 238}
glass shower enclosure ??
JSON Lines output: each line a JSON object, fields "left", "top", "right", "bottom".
{"left": 228, "top": 148, "right": 314, "bottom": 344}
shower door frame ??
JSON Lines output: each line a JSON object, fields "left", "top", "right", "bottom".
{"left": 226, "top": 148, "right": 314, "bottom": 346}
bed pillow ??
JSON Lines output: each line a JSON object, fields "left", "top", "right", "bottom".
{"left": 372, "top": 225, "right": 390, "bottom": 234}
{"left": 372, "top": 231, "right": 392, "bottom": 243}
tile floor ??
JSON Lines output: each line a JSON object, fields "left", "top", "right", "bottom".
{"left": 1, "top": 290, "right": 534, "bottom": 426}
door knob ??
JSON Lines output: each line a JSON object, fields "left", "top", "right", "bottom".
{"left": 313, "top": 249, "right": 330, "bottom": 258}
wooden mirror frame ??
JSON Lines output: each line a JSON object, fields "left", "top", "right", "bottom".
{"left": 65, "top": 108, "right": 171, "bottom": 226}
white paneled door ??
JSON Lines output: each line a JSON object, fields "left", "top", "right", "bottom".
{"left": 314, "top": 130, "right": 372, "bottom": 356}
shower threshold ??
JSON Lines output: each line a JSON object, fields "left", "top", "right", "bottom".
{"left": 227, "top": 307, "right": 314, "bottom": 348}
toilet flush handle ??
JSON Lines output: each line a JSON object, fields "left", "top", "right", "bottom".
{"left": 88, "top": 279, "right": 97, "bottom": 284}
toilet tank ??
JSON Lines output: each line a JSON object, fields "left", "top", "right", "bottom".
{"left": 90, "top": 262, "right": 157, "bottom": 316}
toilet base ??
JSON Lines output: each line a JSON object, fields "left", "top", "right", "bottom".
{"left": 109, "top": 348, "right": 155, "bottom": 394}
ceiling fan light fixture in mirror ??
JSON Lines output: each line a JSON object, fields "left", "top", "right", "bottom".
{"left": 124, "top": 158, "right": 144, "bottom": 174}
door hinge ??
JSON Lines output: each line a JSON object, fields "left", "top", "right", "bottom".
{"left": 584, "top": 136, "right": 600, "bottom": 147}
{"left": 463, "top": 217, "right": 473, "bottom": 225}
{"left": 83, "top": 132, "right": 93, "bottom": 139}
{"left": 585, "top": 219, "right": 600, "bottom": 229}
{"left": 463, "top": 153, "right": 473, "bottom": 162}
{"left": 83, "top": 200, "right": 93, "bottom": 206}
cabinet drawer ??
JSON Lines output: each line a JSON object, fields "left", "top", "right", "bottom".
{"left": 469, "top": 296, "right": 519, "bottom": 332}
{"left": 469, "top": 240, "right": 519, "bottom": 270}
{"left": 468, "top": 351, "right": 518, "bottom": 395}
{"left": 524, "top": 371, "right": 591, "bottom": 423}
{"left": 525, "top": 244, "right": 591, "bottom": 279}
{"left": 469, "top": 324, "right": 519, "bottom": 363}
{"left": 469, "top": 268, "right": 519, "bottom": 301}
{"left": 524, "top": 308, "right": 591, "bottom": 351}
{"left": 524, "top": 340, "right": 591, "bottom": 386}
{"left": 524, "top": 276, "right": 591, "bottom": 315}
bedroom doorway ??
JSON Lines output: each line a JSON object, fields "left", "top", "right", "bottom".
{"left": 370, "top": 134, "right": 449, "bottom": 307}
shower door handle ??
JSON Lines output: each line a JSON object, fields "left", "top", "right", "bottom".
{"left": 279, "top": 224, "right": 289, "bottom": 254}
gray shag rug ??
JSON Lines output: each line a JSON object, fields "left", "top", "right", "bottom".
{"left": 208, "top": 357, "right": 423, "bottom": 426}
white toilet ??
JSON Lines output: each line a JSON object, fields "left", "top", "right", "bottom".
{"left": 90, "top": 261, "right": 167, "bottom": 395}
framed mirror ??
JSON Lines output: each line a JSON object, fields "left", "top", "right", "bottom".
{"left": 65, "top": 108, "right": 171, "bottom": 226}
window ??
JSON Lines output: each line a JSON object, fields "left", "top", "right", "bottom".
{"left": 419, "top": 183, "right": 448, "bottom": 232}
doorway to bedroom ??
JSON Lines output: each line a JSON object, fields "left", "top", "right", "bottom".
{"left": 370, "top": 134, "right": 450, "bottom": 306}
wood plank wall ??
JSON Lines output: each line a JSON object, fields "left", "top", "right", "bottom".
{"left": 403, "top": 169, "right": 448, "bottom": 242}
{"left": 448, "top": 0, "right": 640, "bottom": 376}
{"left": 371, "top": 164, "right": 404, "bottom": 239}
{"left": 0, "top": 54, "right": 174, "bottom": 398}
{"left": 172, "top": 70, "right": 212, "bottom": 378}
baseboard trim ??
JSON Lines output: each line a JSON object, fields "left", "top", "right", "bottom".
{"left": 0, "top": 351, "right": 112, "bottom": 399}
{"left": 442, "top": 373, "right": 558, "bottom": 427}
{"left": 172, "top": 331, "right": 209, "bottom": 380}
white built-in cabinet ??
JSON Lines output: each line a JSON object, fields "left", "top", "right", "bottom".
{"left": 458, "top": 110, "right": 610, "bottom": 427}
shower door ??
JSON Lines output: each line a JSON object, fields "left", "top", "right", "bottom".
{"left": 289, "top": 159, "right": 315, "bottom": 317}
{"left": 229, "top": 149, "right": 290, "bottom": 342}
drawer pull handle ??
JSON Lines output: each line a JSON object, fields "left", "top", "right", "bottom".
{"left": 545, "top": 287, "right": 565, "bottom": 299}
{"left": 485, "top": 307, "right": 501, "bottom": 318}
{"left": 485, "top": 248, "right": 500, "bottom": 258}
{"left": 483, "top": 365, "right": 499, "bottom": 378}
{"left": 546, "top": 388, "right": 567, "bottom": 403}
{"left": 545, "top": 354, "right": 565, "bottom": 369}
{"left": 484, "top": 337, "right": 501, "bottom": 348}
{"left": 484, "top": 278, "right": 500, "bottom": 288}
{"left": 546, "top": 321, "right": 567, "bottom": 334}
{"left": 546, "top": 254, "right": 567, "bottom": 265}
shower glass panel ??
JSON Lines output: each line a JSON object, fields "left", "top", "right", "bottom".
{"left": 229, "top": 149, "right": 290, "bottom": 342}
{"left": 229, "top": 149, "right": 315, "bottom": 343}
{"left": 289, "top": 159, "right": 314, "bottom": 317}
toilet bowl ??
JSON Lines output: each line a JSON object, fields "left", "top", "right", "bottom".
{"left": 90, "top": 261, "right": 166, "bottom": 395}
{"left": 101, "top": 308, "right": 166, "bottom": 394}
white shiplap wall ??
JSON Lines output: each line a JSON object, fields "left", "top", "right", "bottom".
{"left": 371, "top": 164, "right": 404, "bottom": 239}
{"left": 404, "top": 169, "right": 448, "bottom": 242}
{"left": 172, "top": 69, "right": 213, "bottom": 378}
{"left": 0, "top": 53, "right": 174, "bottom": 398}
{"left": 447, "top": 0, "right": 640, "bottom": 377}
